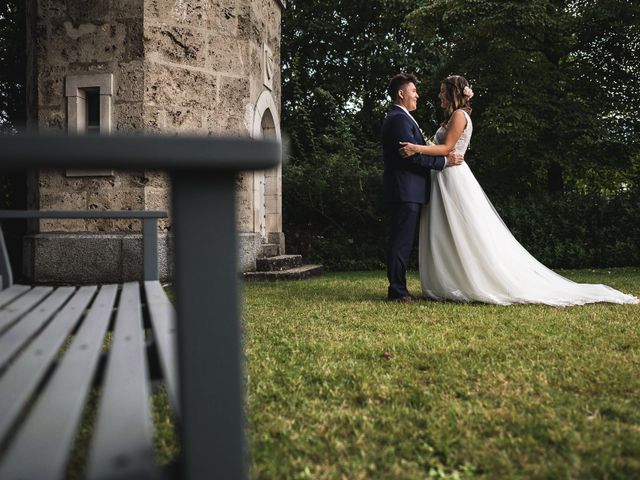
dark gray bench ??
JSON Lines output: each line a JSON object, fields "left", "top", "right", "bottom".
{"left": 0, "top": 134, "right": 281, "bottom": 480}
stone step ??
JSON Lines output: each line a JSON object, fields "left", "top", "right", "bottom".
{"left": 259, "top": 243, "right": 279, "bottom": 258}
{"left": 256, "top": 254, "right": 302, "bottom": 272}
{"left": 244, "top": 264, "right": 323, "bottom": 282}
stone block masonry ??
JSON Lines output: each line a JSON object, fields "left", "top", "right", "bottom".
{"left": 27, "top": 0, "right": 285, "bottom": 282}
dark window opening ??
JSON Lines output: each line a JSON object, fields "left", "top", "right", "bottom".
{"left": 85, "top": 88, "right": 100, "bottom": 135}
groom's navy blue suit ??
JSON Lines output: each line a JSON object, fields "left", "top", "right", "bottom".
{"left": 382, "top": 105, "right": 446, "bottom": 299}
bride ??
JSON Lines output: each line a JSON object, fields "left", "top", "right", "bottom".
{"left": 398, "top": 75, "right": 638, "bottom": 306}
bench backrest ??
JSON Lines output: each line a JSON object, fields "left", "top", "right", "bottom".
{"left": 0, "top": 134, "right": 281, "bottom": 480}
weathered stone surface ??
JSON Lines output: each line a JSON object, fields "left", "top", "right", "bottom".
{"left": 38, "top": 191, "right": 88, "bottom": 210}
{"left": 30, "top": 0, "right": 287, "bottom": 279}
{"left": 36, "top": 189, "right": 90, "bottom": 233}
{"left": 144, "top": 186, "right": 170, "bottom": 211}
{"left": 123, "top": 18, "right": 145, "bottom": 60}
{"left": 264, "top": 193, "right": 279, "bottom": 214}
{"left": 39, "top": 170, "right": 120, "bottom": 191}
{"left": 236, "top": 172, "right": 253, "bottom": 232}
{"left": 24, "top": 232, "right": 173, "bottom": 283}
{"left": 244, "top": 264, "right": 323, "bottom": 282}
{"left": 143, "top": 106, "right": 167, "bottom": 133}
{"left": 87, "top": 188, "right": 145, "bottom": 211}
{"left": 238, "top": 232, "right": 261, "bottom": 272}
{"left": 37, "top": 0, "right": 67, "bottom": 21}
{"left": 113, "top": 0, "right": 144, "bottom": 20}
{"left": 144, "top": 186, "right": 172, "bottom": 231}
{"left": 65, "top": 0, "right": 115, "bottom": 23}
{"left": 38, "top": 107, "right": 66, "bottom": 131}
{"left": 116, "top": 61, "right": 144, "bottom": 101}
{"left": 264, "top": 173, "right": 277, "bottom": 195}
{"left": 218, "top": 76, "right": 250, "bottom": 112}
{"left": 145, "top": 0, "right": 239, "bottom": 33}
{"left": 114, "top": 101, "right": 145, "bottom": 132}
{"left": 207, "top": 33, "right": 247, "bottom": 75}
{"left": 38, "top": 65, "right": 66, "bottom": 106}
{"left": 163, "top": 107, "right": 207, "bottom": 133}
{"left": 145, "top": 23, "right": 207, "bottom": 68}
{"left": 120, "top": 233, "right": 144, "bottom": 278}
{"left": 25, "top": 233, "right": 121, "bottom": 283}
{"left": 259, "top": 242, "right": 279, "bottom": 257}
{"left": 144, "top": 62, "right": 217, "bottom": 108}
{"left": 142, "top": 170, "right": 170, "bottom": 189}
{"left": 265, "top": 212, "right": 281, "bottom": 234}
{"left": 256, "top": 254, "right": 301, "bottom": 272}
{"left": 268, "top": 231, "right": 285, "bottom": 254}
{"left": 223, "top": 115, "right": 250, "bottom": 136}
{"left": 51, "top": 21, "right": 128, "bottom": 64}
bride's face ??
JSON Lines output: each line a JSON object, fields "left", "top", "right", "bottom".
{"left": 439, "top": 84, "right": 449, "bottom": 109}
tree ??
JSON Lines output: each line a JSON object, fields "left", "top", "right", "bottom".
{"left": 282, "top": 0, "right": 442, "bottom": 267}
{"left": 406, "top": 0, "right": 640, "bottom": 196}
{"left": 0, "top": 0, "right": 26, "bottom": 133}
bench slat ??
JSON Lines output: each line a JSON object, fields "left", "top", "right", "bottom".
{"left": 87, "top": 282, "right": 158, "bottom": 480}
{"left": 0, "top": 285, "right": 116, "bottom": 480}
{"left": 144, "top": 280, "right": 179, "bottom": 414}
{"left": 0, "top": 286, "right": 81, "bottom": 445}
{"left": 0, "top": 285, "right": 31, "bottom": 309}
{"left": 0, "top": 287, "right": 75, "bottom": 371}
{"left": 0, "top": 286, "right": 53, "bottom": 335}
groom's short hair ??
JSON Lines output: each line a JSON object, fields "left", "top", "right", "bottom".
{"left": 387, "top": 73, "right": 419, "bottom": 101}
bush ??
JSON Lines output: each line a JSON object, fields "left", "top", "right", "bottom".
{"left": 496, "top": 191, "right": 640, "bottom": 269}
{"left": 284, "top": 185, "right": 640, "bottom": 271}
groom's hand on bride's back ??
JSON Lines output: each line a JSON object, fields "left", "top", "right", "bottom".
{"left": 445, "top": 151, "right": 464, "bottom": 167}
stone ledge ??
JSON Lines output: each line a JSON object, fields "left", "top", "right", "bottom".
{"left": 23, "top": 232, "right": 173, "bottom": 284}
{"left": 256, "top": 254, "right": 301, "bottom": 272}
{"left": 243, "top": 264, "right": 322, "bottom": 282}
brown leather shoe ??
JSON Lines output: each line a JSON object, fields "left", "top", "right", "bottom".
{"left": 387, "top": 295, "right": 416, "bottom": 303}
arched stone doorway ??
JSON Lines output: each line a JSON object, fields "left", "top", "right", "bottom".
{"left": 252, "top": 91, "right": 282, "bottom": 246}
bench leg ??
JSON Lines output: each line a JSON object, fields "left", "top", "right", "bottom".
{"left": 143, "top": 218, "right": 159, "bottom": 281}
{"left": 0, "top": 224, "right": 13, "bottom": 290}
{"left": 172, "top": 172, "right": 246, "bottom": 480}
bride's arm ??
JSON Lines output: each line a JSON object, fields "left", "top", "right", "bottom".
{"left": 399, "top": 110, "right": 467, "bottom": 157}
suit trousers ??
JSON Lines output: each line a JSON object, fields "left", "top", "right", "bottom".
{"left": 387, "top": 202, "right": 421, "bottom": 298}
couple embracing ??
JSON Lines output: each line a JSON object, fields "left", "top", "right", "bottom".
{"left": 382, "top": 73, "right": 638, "bottom": 306}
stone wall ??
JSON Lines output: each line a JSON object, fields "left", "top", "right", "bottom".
{"left": 27, "top": 0, "right": 284, "bottom": 282}
{"left": 31, "top": 0, "right": 152, "bottom": 232}
{"left": 143, "top": 0, "right": 283, "bottom": 234}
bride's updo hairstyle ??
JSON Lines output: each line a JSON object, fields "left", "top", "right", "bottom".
{"left": 441, "top": 75, "right": 472, "bottom": 123}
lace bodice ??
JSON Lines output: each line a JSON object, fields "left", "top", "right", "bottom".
{"left": 435, "top": 110, "right": 472, "bottom": 155}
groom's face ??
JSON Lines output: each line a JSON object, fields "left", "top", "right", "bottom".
{"left": 399, "top": 82, "right": 419, "bottom": 112}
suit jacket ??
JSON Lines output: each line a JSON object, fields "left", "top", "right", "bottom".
{"left": 382, "top": 105, "right": 446, "bottom": 204}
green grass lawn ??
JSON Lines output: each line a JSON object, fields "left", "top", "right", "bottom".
{"left": 242, "top": 268, "right": 640, "bottom": 479}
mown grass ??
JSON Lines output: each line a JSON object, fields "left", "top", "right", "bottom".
{"left": 243, "top": 268, "right": 640, "bottom": 479}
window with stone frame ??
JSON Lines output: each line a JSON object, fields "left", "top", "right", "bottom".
{"left": 65, "top": 73, "right": 114, "bottom": 177}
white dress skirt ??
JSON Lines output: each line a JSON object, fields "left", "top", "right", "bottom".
{"left": 419, "top": 111, "right": 639, "bottom": 306}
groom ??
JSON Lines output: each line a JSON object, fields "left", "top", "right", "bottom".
{"left": 382, "top": 73, "right": 463, "bottom": 303}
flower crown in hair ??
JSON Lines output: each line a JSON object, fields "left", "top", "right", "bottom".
{"left": 463, "top": 86, "right": 474, "bottom": 99}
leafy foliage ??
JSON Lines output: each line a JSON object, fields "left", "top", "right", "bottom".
{"left": 282, "top": 1, "right": 438, "bottom": 269}
{"left": 0, "top": 0, "right": 26, "bottom": 133}
{"left": 497, "top": 190, "right": 640, "bottom": 268}
{"left": 406, "top": 0, "right": 640, "bottom": 196}
{"left": 282, "top": 0, "right": 640, "bottom": 269}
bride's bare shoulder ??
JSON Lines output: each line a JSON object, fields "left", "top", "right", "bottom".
{"left": 448, "top": 109, "right": 468, "bottom": 129}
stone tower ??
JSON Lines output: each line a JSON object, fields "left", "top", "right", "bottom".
{"left": 25, "top": 0, "right": 286, "bottom": 282}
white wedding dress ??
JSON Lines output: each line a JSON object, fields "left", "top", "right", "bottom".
{"left": 419, "top": 110, "right": 639, "bottom": 306}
